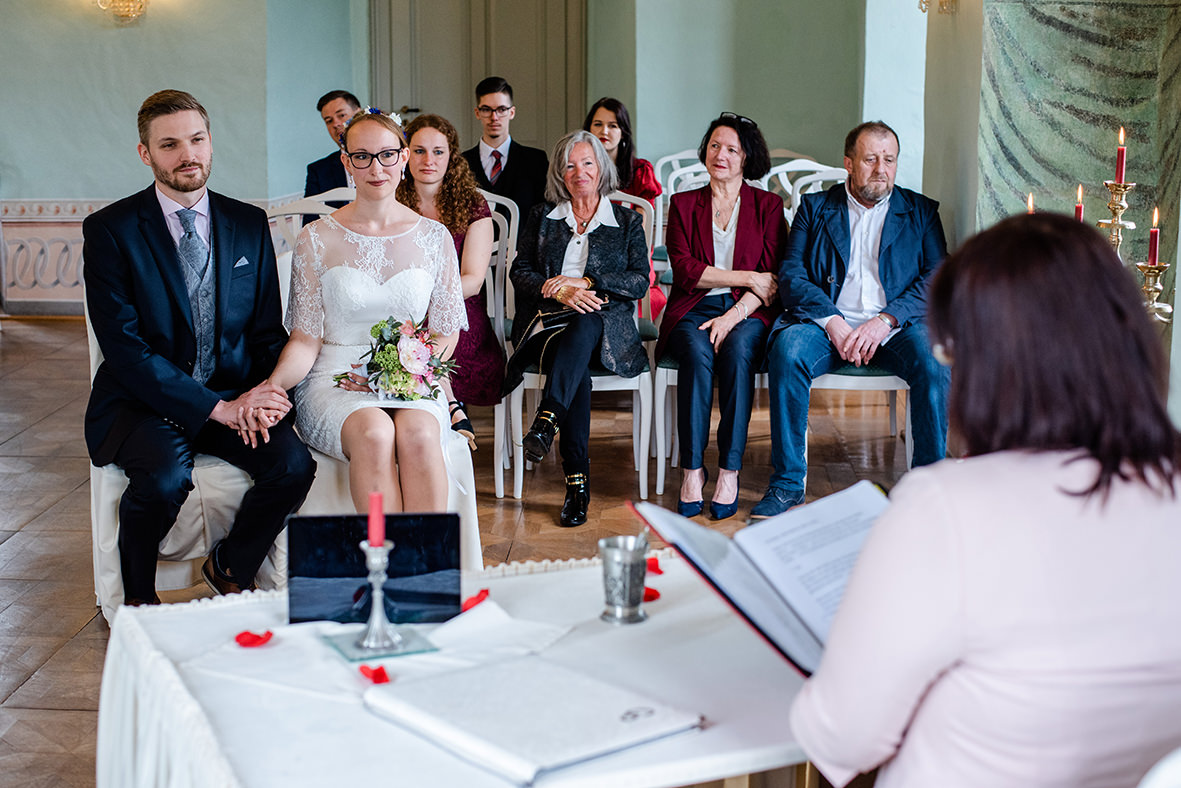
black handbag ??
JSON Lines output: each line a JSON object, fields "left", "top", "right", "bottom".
{"left": 500, "top": 297, "right": 608, "bottom": 397}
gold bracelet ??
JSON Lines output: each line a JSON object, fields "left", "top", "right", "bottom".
{"left": 557, "top": 285, "right": 571, "bottom": 302}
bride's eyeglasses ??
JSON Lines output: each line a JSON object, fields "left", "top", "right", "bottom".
{"left": 346, "top": 148, "right": 404, "bottom": 169}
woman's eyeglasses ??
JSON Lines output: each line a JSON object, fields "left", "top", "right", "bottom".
{"left": 345, "top": 148, "right": 404, "bottom": 169}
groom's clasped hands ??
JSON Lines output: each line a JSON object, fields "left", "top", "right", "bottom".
{"left": 210, "top": 381, "right": 292, "bottom": 448}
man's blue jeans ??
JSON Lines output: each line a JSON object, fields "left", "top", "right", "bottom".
{"left": 764, "top": 321, "right": 950, "bottom": 494}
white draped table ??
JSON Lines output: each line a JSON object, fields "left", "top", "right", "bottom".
{"left": 97, "top": 552, "right": 807, "bottom": 787}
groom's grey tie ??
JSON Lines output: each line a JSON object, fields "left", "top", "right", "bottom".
{"left": 176, "top": 207, "right": 215, "bottom": 385}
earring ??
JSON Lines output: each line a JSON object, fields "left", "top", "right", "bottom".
{"left": 932, "top": 343, "right": 953, "bottom": 367}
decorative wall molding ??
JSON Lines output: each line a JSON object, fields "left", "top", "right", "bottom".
{"left": 1, "top": 200, "right": 106, "bottom": 222}
{"left": 1, "top": 192, "right": 304, "bottom": 315}
{"left": 0, "top": 193, "right": 303, "bottom": 222}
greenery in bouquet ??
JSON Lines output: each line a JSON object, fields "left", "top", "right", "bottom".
{"left": 333, "top": 316, "right": 457, "bottom": 401}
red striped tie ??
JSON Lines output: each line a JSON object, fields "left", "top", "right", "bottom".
{"left": 490, "top": 150, "right": 502, "bottom": 184}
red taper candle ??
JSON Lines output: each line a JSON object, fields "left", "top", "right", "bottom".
{"left": 367, "top": 491, "right": 384, "bottom": 545}
{"left": 1074, "top": 185, "right": 1084, "bottom": 221}
{"left": 1148, "top": 206, "right": 1160, "bottom": 266}
{"left": 1115, "top": 127, "right": 1127, "bottom": 183}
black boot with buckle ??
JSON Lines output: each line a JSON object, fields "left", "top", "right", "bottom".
{"left": 560, "top": 472, "right": 590, "bottom": 527}
{"left": 523, "top": 399, "right": 565, "bottom": 463}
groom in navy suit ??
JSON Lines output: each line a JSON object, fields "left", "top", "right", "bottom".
{"left": 84, "top": 90, "right": 315, "bottom": 605}
{"left": 751, "top": 121, "right": 949, "bottom": 519}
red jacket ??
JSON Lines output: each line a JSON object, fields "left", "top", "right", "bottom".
{"left": 657, "top": 182, "right": 788, "bottom": 359}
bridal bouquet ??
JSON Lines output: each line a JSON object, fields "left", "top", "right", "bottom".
{"left": 334, "top": 316, "right": 456, "bottom": 401}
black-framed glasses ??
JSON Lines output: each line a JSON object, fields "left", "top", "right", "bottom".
{"left": 720, "top": 111, "right": 756, "bottom": 127}
{"left": 345, "top": 148, "right": 404, "bottom": 169}
{"left": 476, "top": 105, "right": 513, "bottom": 118}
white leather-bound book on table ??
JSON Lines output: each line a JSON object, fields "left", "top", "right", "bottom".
{"left": 363, "top": 655, "right": 704, "bottom": 785}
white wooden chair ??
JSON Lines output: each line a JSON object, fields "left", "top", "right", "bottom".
{"left": 755, "top": 159, "right": 835, "bottom": 222}
{"left": 652, "top": 148, "right": 700, "bottom": 247}
{"left": 266, "top": 194, "right": 482, "bottom": 566}
{"left": 477, "top": 190, "right": 517, "bottom": 499}
{"left": 268, "top": 187, "right": 355, "bottom": 251}
{"left": 789, "top": 168, "right": 848, "bottom": 220}
{"left": 507, "top": 191, "right": 655, "bottom": 500}
{"left": 85, "top": 298, "right": 285, "bottom": 624}
{"left": 656, "top": 362, "right": 913, "bottom": 496}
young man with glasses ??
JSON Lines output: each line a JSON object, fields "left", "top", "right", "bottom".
{"left": 461, "top": 76, "right": 549, "bottom": 224}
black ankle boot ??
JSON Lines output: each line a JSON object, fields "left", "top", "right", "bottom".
{"left": 559, "top": 473, "right": 590, "bottom": 527}
{"left": 523, "top": 401, "right": 563, "bottom": 463}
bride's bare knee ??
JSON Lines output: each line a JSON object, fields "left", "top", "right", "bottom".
{"left": 342, "top": 409, "right": 396, "bottom": 459}
{"left": 393, "top": 410, "right": 440, "bottom": 452}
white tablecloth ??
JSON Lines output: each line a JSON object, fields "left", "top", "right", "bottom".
{"left": 97, "top": 552, "right": 806, "bottom": 787}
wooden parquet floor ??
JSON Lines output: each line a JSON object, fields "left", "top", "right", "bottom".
{"left": 0, "top": 316, "right": 909, "bottom": 786}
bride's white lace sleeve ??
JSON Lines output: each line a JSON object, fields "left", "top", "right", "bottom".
{"left": 424, "top": 221, "right": 468, "bottom": 336}
{"left": 284, "top": 224, "right": 326, "bottom": 337}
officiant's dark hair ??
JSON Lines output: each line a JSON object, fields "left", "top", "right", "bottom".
{"left": 138, "top": 90, "right": 209, "bottom": 146}
{"left": 928, "top": 212, "right": 1179, "bottom": 499}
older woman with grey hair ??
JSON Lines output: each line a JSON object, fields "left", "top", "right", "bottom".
{"left": 509, "top": 130, "right": 649, "bottom": 527}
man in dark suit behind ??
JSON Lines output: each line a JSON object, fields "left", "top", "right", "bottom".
{"left": 750, "top": 121, "right": 950, "bottom": 520}
{"left": 304, "top": 89, "right": 360, "bottom": 199}
{"left": 84, "top": 90, "right": 315, "bottom": 606}
{"left": 461, "top": 76, "right": 549, "bottom": 224}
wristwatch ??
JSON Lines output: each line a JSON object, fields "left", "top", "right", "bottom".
{"left": 876, "top": 313, "right": 897, "bottom": 329}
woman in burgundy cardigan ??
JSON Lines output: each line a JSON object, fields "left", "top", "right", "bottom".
{"left": 656, "top": 113, "right": 787, "bottom": 520}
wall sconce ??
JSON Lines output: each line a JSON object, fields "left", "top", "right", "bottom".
{"left": 96, "top": 0, "right": 149, "bottom": 24}
{"left": 919, "top": 0, "right": 957, "bottom": 12}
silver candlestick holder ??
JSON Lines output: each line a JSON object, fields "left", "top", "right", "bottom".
{"left": 323, "top": 539, "right": 436, "bottom": 661}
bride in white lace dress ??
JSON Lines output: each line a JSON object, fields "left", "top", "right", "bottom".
{"left": 266, "top": 111, "right": 467, "bottom": 513}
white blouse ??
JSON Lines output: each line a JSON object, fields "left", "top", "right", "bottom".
{"left": 547, "top": 198, "right": 619, "bottom": 279}
{"left": 707, "top": 194, "right": 740, "bottom": 296}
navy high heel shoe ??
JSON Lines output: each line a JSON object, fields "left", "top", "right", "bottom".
{"left": 677, "top": 469, "right": 708, "bottom": 517}
{"left": 709, "top": 474, "right": 739, "bottom": 521}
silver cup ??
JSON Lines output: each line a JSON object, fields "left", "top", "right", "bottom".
{"left": 599, "top": 535, "right": 648, "bottom": 624}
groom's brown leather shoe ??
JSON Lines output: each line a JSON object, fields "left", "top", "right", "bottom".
{"left": 201, "top": 554, "right": 255, "bottom": 596}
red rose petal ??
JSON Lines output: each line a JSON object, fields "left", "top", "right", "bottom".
{"left": 643, "top": 587, "right": 661, "bottom": 602}
{"left": 360, "top": 665, "right": 390, "bottom": 684}
{"left": 646, "top": 556, "right": 664, "bottom": 575}
{"left": 234, "top": 630, "right": 273, "bottom": 648}
{"left": 462, "top": 588, "right": 490, "bottom": 612}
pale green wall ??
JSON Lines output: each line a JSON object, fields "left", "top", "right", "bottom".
{"left": 588, "top": 0, "right": 866, "bottom": 168}
{"left": 586, "top": 0, "right": 637, "bottom": 120}
{"left": 266, "top": 0, "right": 366, "bottom": 198}
{"left": 862, "top": 0, "right": 926, "bottom": 192}
{"left": 0, "top": 0, "right": 364, "bottom": 202}
{"left": 921, "top": 1, "right": 984, "bottom": 249}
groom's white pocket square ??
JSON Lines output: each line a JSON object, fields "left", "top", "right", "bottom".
{"left": 233, "top": 256, "right": 251, "bottom": 268}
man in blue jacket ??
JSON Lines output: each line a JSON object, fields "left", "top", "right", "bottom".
{"left": 304, "top": 89, "right": 360, "bottom": 199}
{"left": 751, "top": 121, "right": 949, "bottom": 519}
{"left": 84, "top": 90, "right": 315, "bottom": 605}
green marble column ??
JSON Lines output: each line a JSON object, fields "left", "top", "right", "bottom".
{"left": 977, "top": 0, "right": 1178, "bottom": 343}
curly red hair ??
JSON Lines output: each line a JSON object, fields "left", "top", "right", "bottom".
{"left": 396, "top": 114, "right": 484, "bottom": 235}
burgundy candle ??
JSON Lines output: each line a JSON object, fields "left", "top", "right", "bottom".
{"left": 1115, "top": 127, "right": 1127, "bottom": 183}
{"left": 1074, "top": 185, "right": 1083, "bottom": 222}
{"left": 1148, "top": 207, "right": 1160, "bottom": 266}
{"left": 368, "top": 491, "right": 384, "bottom": 545}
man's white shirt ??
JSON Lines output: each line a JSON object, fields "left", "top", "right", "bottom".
{"left": 815, "top": 184, "right": 898, "bottom": 344}
{"left": 478, "top": 137, "right": 512, "bottom": 181}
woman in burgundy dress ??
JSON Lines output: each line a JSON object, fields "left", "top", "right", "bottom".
{"left": 398, "top": 113, "right": 505, "bottom": 448}
{"left": 583, "top": 97, "right": 665, "bottom": 317}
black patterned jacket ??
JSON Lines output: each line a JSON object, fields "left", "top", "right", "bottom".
{"left": 510, "top": 201, "right": 649, "bottom": 378}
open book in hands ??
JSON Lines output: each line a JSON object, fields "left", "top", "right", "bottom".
{"left": 631, "top": 480, "right": 888, "bottom": 676}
